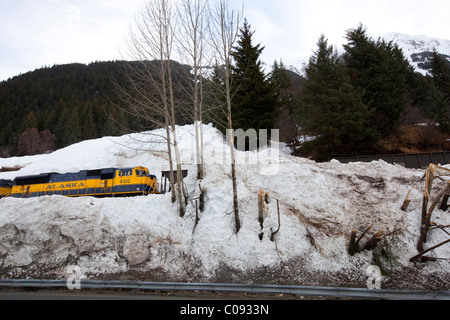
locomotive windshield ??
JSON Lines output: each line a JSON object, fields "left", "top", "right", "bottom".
{"left": 136, "top": 169, "right": 148, "bottom": 176}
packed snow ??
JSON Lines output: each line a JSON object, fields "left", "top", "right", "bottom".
{"left": 1, "top": 124, "right": 450, "bottom": 289}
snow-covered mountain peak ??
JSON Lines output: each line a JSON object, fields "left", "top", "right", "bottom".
{"left": 384, "top": 32, "right": 449, "bottom": 51}
{"left": 383, "top": 32, "right": 450, "bottom": 75}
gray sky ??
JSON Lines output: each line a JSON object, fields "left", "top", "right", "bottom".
{"left": 1, "top": 0, "right": 450, "bottom": 81}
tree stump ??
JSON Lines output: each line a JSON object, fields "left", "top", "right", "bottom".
{"left": 348, "top": 230, "right": 357, "bottom": 256}
{"left": 401, "top": 190, "right": 412, "bottom": 211}
{"left": 364, "top": 231, "right": 384, "bottom": 251}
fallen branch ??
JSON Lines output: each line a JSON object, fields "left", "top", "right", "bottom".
{"left": 410, "top": 238, "right": 450, "bottom": 262}
{"left": 193, "top": 200, "right": 200, "bottom": 234}
{"left": 429, "top": 223, "right": 450, "bottom": 238}
{"left": 0, "top": 166, "right": 22, "bottom": 172}
{"left": 429, "top": 223, "right": 450, "bottom": 231}
{"left": 270, "top": 199, "right": 281, "bottom": 242}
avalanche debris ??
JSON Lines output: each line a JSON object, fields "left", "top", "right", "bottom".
{"left": 1, "top": 124, "right": 449, "bottom": 289}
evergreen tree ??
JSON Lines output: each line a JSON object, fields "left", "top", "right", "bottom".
{"left": 411, "top": 73, "right": 448, "bottom": 129}
{"left": 0, "top": 123, "right": 14, "bottom": 147}
{"left": 0, "top": 60, "right": 202, "bottom": 155}
{"left": 430, "top": 51, "right": 450, "bottom": 131}
{"left": 81, "top": 103, "right": 98, "bottom": 140}
{"left": 343, "top": 24, "right": 411, "bottom": 137}
{"left": 21, "top": 111, "right": 38, "bottom": 132}
{"left": 66, "top": 106, "right": 83, "bottom": 145}
{"left": 231, "top": 20, "right": 277, "bottom": 147}
{"left": 101, "top": 107, "right": 128, "bottom": 137}
{"left": 55, "top": 106, "right": 82, "bottom": 148}
{"left": 297, "top": 35, "right": 378, "bottom": 159}
{"left": 431, "top": 50, "right": 450, "bottom": 99}
{"left": 269, "top": 60, "right": 299, "bottom": 143}
{"left": 269, "top": 59, "right": 292, "bottom": 108}
{"left": 55, "top": 107, "right": 70, "bottom": 148}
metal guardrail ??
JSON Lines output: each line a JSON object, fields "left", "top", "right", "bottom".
{"left": 1, "top": 279, "right": 449, "bottom": 300}
{"left": 335, "top": 152, "right": 450, "bottom": 169}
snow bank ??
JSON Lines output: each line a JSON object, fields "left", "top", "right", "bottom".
{"left": 1, "top": 124, "right": 450, "bottom": 289}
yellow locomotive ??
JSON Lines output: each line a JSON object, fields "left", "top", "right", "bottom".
{"left": 5, "top": 166, "right": 159, "bottom": 199}
{"left": 0, "top": 179, "right": 12, "bottom": 198}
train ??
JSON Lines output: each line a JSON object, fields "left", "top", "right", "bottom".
{"left": 0, "top": 179, "right": 12, "bottom": 198}
{"left": 0, "top": 166, "right": 159, "bottom": 199}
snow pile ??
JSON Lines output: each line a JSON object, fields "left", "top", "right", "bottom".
{"left": 1, "top": 124, "right": 450, "bottom": 289}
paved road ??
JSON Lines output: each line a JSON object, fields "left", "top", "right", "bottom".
{"left": 0, "top": 288, "right": 207, "bottom": 300}
{"left": 0, "top": 288, "right": 299, "bottom": 300}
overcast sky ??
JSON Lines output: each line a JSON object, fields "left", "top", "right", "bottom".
{"left": 1, "top": 0, "right": 450, "bottom": 81}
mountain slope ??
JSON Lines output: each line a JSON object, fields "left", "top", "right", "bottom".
{"left": 0, "top": 60, "right": 192, "bottom": 156}
{"left": 383, "top": 32, "right": 450, "bottom": 75}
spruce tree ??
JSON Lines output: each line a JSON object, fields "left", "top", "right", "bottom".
{"left": 297, "top": 35, "right": 378, "bottom": 159}
{"left": 81, "top": 103, "right": 98, "bottom": 140}
{"left": 412, "top": 74, "right": 448, "bottom": 128}
{"left": 431, "top": 51, "right": 450, "bottom": 99}
{"left": 269, "top": 60, "right": 292, "bottom": 108}
{"left": 343, "top": 24, "right": 411, "bottom": 137}
{"left": 231, "top": 20, "right": 277, "bottom": 148}
{"left": 269, "top": 60, "right": 299, "bottom": 143}
{"left": 430, "top": 51, "right": 450, "bottom": 130}
{"left": 21, "top": 111, "right": 38, "bottom": 132}
{"left": 55, "top": 106, "right": 82, "bottom": 148}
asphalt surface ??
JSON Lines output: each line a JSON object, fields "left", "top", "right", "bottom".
{"left": 0, "top": 289, "right": 191, "bottom": 300}
{"left": 0, "top": 287, "right": 303, "bottom": 300}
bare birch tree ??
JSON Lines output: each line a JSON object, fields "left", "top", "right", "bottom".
{"left": 209, "top": 0, "right": 243, "bottom": 233}
{"left": 176, "top": 0, "right": 209, "bottom": 180}
{"left": 121, "top": 0, "right": 185, "bottom": 217}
